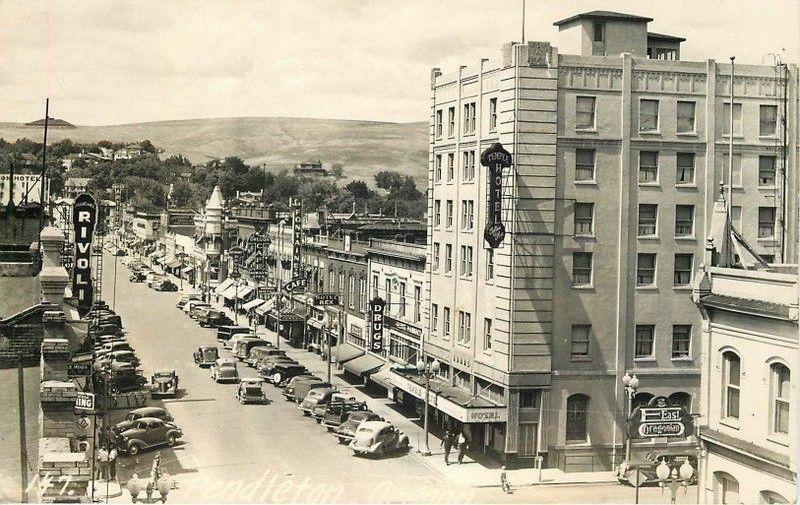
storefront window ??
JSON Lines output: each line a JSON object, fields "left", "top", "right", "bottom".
{"left": 566, "top": 394, "right": 589, "bottom": 444}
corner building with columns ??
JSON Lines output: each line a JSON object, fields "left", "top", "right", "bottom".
{"left": 423, "top": 10, "right": 798, "bottom": 470}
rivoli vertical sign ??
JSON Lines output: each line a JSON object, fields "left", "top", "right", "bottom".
{"left": 480, "top": 143, "right": 512, "bottom": 249}
{"left": 369, "top": 297, "right": 385, "bottom": 353}
{"left": 72, "top": 193, "right": 97, "bottom": 316}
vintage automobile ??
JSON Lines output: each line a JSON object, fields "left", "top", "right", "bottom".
{"left": 154, "top": 279, "right": 179, "bottom": 292}
{"left": 116, "top": 417, "right": 183, "bottom": 456}
{"left": 150, "top": 370, "right": 179, "bottom": 397}
{"left": 333, "top": 410, "right": 383, "bottom": 444}
{"left": 311, "top": 393, "right": 359, "bottom": 423}
{"left": 104, "top": 350, "right": 141, "bottom": 367}
{"left": 113, "top": 407, "right": 174, "bottom": 434}
{"left": 114, "top": 249, "right": 128, "bottom": 256}
{"left": 210, "top": 358, "right": 239, "bottom": 383}
{"left": 193, "top": 345, "right": 219, "bottom": 367}
{"left": 236, "top": 378, "right": 268, "bottom": 404}
{"left": 281, "top": 375, "right": 320, "bottom": 401}
{"left": 298, "top": 387, "right": 337, "bottom": 416}
{"left": 233, "top": 338, "right": 270, "bottom": 361}
{"left": 145, "top": 274, "right": 161, "bottom": 287}
{"left": 288, "top": 378, "right": 331, "bottom": 403}
{"left": 245, "top": 346, "right": 283, "bottom": 368}
{"left": 269, "top": 363, "right": 308, "bottom": 385}
{"left": 197, "top": 309, "right": 232, "bottom": 328}
{"left": 255, "top": 354, "right": 296, "bottom": 375}
{"left": 225, "top": 332, "right": 257, "bottom": 351}
{"left": 129, "top": 271, "right": 146, "bottom": 283}
{"left": 216, "top": 325, "right": 251, "bottom": 344}
{"left": 348, "top": 421, "right": 409, "bottom": 457}
{"left": 96, "top": 340, "right": 134, "bottom": 355}
{"left": 176, "top": 293, "right": 202, "bottom": 309}
{"left": 183, "top": 300, "right": 207, "bottom": 314}
{"left": 189, "top": 303, "right": 212, "bottom": 319}
{"left": 320, "top": 399, "right": 370, "bottom": 429}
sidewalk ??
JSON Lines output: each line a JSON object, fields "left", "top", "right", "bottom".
{"left": 160, "top": 266, "right": 618, "bottom": 490}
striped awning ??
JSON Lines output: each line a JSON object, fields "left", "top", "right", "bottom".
{"left": 241, "top": 298, "right": 265, "bottom": 311}
{"left": 215, "top": 278, "right": 235, "bottom": 294}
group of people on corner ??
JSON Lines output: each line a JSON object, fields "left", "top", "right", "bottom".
{"left": 440, "top": 429, "right": 468, "bottom": 465}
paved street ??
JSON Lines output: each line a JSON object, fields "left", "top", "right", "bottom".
{"left": 99, "top": 253, "right": 698, "bottom": 504}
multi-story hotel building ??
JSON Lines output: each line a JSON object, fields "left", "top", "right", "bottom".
{"left": 423, "top": 10, "right": 798, "bottom": 469}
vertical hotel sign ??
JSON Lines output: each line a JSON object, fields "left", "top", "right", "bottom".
{"left": 480, "top": 143, "right": 512, "bottom": 249}
{"left": 72, "top": 193, "right": 97, "bottom": 316}
{"left": 289, "top": 197, "right": 303, "bottom": 282}
{"left": 369, "top": 297, "right": 385, "bottom": 353}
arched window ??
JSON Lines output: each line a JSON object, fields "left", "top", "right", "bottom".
{"left": 566, "top": 394, "right": 589, "bottom": 444}
{"left": 669, "top": 392, "right": 692, "bottom": 413}
{"left": 770, "top": 363, "right": 790, "bottom": 435}
{"left": 760, "top": 490, "right": 790, "bottom": 504}
{"left": 722, "top": 351, "right": 741, "bottom": 420}
{"left": 632, "top": 392, "right": 654, "bottom": 410}
{"left": 713, "top": 471, "right": 739, "bottom": 504}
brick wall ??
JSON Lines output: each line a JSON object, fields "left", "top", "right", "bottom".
{"left": 0, "top": 304, "right": 45, "bottom": 368}
{"left": 38, "top": 438, "right": 91, "bottom": 502}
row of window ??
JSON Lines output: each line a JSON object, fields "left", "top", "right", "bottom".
{"left": 575, "top": 149, "right": 779, "bottom": 188}
{"left": 434, "top": 150, "right": 477, "bottom": 183}
{"left": 429, "top": 304, "right": 494, "bottom": 351}
{"left": 569, "top": 323, "right": 692, "bottom": 361}
{"left": 575, "top": 95, "right": 780, "bottom": 137}
{"left": 434, "top": 98, "right": 498, "bottom": 139}
{"left": 573, "top": 251, "right": 694, "bottom": 288}
{"left": 431, "top": 242, "right": 495, "bottom": 280}
{"left": 722, "top": 352, "right": 790, "bottom": 437}
{"left": 433, "top": 199, "right": 475, "bottom": 230}
{"left": 370, "top": 274, "right": 423, "bottom": 324}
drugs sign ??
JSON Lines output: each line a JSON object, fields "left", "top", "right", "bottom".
{"left": 369, "top": 297, "right": 386, "bottom": 353}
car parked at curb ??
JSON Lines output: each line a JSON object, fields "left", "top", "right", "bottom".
{"left": 129, "top": 272, "right": 146, "bottom": 283}
{"left": 245, "top": 346, "right": 283, "bottom": 368}
{"left": 193, "top": 346, "right": 219, "bottom": 367}
{"left": 299, "top": 387, "right": 337, "bottom": 416}
{"left": 320, "top": 400, "right": 370, "bottom": 430}
{"left": 154, "top": 279, "right": 178, "bottom": 292}
{"left": 333, "top": 410, "right": 383, "bottom": 444}
{"left": 348, "top": 421, "right": 409, "bottom": 457}
{"left": 150, "top": 370, "right": 179, "bottom": 397}
{"left": 211, "top": 358, "right": 239, "bottom": 383}
{"left": 112, "top": 407, "right": 173, "bottom": 434}
{"left": 216, "top": 325, "right": 251, "bottom": 344}
{"left": 287, "top": 378, "right": 331, "bottom": 403}
{"left": 236, "top": 378, "right": 267, "bottom": 404}
{"left": 311, "top": 393, "right": 360, "bottom": 423}
{"left": 116, "top": 417, "right": 183, "bottom": 456}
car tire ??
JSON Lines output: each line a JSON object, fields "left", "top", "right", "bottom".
{"left": 326, "top": 427, "right": 333, "bottom": 432}
{"left": 167, "top": 434, "right": 177, "bottom": 447}
{"left": 337, "top": 437, "right": 346, "bottom": 445}
{"left": 128, "top": 442, "right": 141, "bottom": 456}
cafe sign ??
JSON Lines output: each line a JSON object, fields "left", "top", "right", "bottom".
{"left": 71, "top": 193, "right": 97, "bottom": 317}
{"left": 480, "top": 143, "right": 512, "bottom": 249}
{"left": 369, "top": 297, "right": 386, "bottom": 353}
{"left": 629, "top": 396, "right": 692, "bottom": 439}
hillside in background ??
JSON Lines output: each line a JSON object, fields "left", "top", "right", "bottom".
{"left": 0, "top": 117, "right": 428, "bottom": 184}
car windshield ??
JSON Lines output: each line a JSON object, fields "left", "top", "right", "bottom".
{"left": 245, "top": 387, "right": 262, "bottom": 394}
{"left": 356, "top": 427, "right": 374, "bottom": 434}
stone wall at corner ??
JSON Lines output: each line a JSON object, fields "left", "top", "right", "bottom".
{"left": 0, "top": 304, "right": 45, "bottom": 368}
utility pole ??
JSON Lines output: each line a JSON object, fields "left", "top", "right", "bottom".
{"left": 18, "top": 356, "right": 28, "bottom": 503}
{"left": 38, "top": 98, "right": 50, "bottom": 234}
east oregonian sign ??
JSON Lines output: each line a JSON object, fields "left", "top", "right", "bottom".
{"left": 629, "top": 396, "right": 693, "bottom": 439}
{"left": 71, "top": 193, "right": 97, "bottom": 317}
{"left": 480, "top": 143, "right": 512, "bottom": 249}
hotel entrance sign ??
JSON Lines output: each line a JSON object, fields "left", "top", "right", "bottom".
{"left": 480, "top": 143, "right": 512, "bottom": 249}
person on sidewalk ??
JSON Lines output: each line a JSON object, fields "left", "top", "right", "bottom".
{"left": 456, "top": 432, "right": 467, "bottom": 464}
{"left": 500, "top": 466, "right": 512, "bottom": 494}
{"left": 440, "top": 430, "right": 453, "bottom": 465}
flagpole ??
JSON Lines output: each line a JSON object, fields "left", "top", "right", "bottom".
{"left": 727, "top": 57, "right": 735, "bottom": 217}
{"left": 39, "top": 98, "right": 50, "bottom": 235}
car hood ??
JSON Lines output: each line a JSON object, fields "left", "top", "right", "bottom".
{"left": 337, "top": 421, "right": 358, "bottom": 435}
{"left": 114, "top": 420, "right": 135, "bottom": 433}
{"left": 352, "top": 431, "right": 375, "bottom": 447}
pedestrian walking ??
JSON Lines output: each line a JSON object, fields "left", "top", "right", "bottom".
{"left": 500, "top": 466, "right": 512, "bottom": 494}
{"left": 456, "top": 432, "right": 467, "bottom": 464}
{"left": 440, "top": 430, "right": 453, "bottom": 465}
{"left": 151, "top": 453, "right": 163, "bottom": 487}
{"left": 108, "top": 447, "right": 118, "bottom": 480}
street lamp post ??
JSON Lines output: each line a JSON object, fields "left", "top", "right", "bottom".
{"left": 656, "top": 459, "right": 695, "bottom": 504}
{"left": 621, "top": 371, "right": 640, "bottom": 464}
{"left": 176, "top": 252, "right": 187, "bottom": 292}
{"left": 416, "top": 358, "right": 440, "bottom": 456}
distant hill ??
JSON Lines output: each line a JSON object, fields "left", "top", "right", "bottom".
{"left": 24, "top": 118, "right": 76, "bottom": 128}
{"left": 0, "top": 117, "right": 429, "bottom": 185}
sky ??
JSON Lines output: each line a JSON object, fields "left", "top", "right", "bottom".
{"left": 1, "top": 0, "right": 797, "bottom": 125}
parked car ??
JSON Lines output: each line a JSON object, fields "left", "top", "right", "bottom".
{"left": 116, "top": 417, "right": 183, "bottom": 456}
{"left": 299, "top": 387, "right": 337, "bottom": 416}
{"left": 269, "top": 363, "right": 308, "bottom": 385}
{"left": 113, "top": 407, "right": 173, "bottom": 434}
{"left": 287, "top": 378, "right": 331, "bottom": 403}
{"left": 256, "top": 355, "right": 298, "bottom": 378}
{"left": 102, "top": 350, "right": 140, "bottom": 367}
{"left": 150, "top": 370, "right": 179, "bottom": 397}
{"left": 183, "top": 299, "right": 208, "bottom": 314}
{"left": 281, "top": 375, "right": 319, "bottom": 401}
{"left": 245, "top": 346, "right": 283, "bottom": 368}
{"left": 226, "top": 332, "right": 257, "bottom": 351}
{"left": 145, "top": 274, "right": 161, "bottom": 287}
{"left": 348, "top": 421, "right": 409, "bottom": 457}
{"left": 210, "top": 358, "right": 239, "bottom": 383}
{"left": 176, "top": 293, "right": 202, "bottom": 309}
{"left": 193, "top": 345, "right": 219, "bottom": 367}
{"left": 236, "top": 378, "right": 267, "bottom": 404}
{"left": 333, "top": 410, "right": 383, "bottom": 444}
{"left": 198, "top": 309, "right": 232, "bottom": 328}
{"left": 216, "top": 325, "right": 251, "bottom": 344}
{"left": 311, "top": 393, "right": 359, "bottom": 423}
{"left": 233, "top": 338, "right": 270, "bottom": 361}
{"left": 129, "top": 272, "right": 146, "bottom": 283}
{"left": 115, "top": 249, "right": 128, "bottom": 256}
{"left": 189, "top": 303, "right": 212, "bottom": 319}
{"left": 95, "top": 340, "right": 133, "bottom": 353}
{"left": 154, "top": 279, "right": 178, "bottom": 292}
{"left": 320, "top": 399, "right": 370, "bottom": 429}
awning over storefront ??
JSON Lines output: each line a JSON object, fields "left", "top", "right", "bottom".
{"left": 221, "top": 285, "right": 239, "bottom": 300}
{"left": 342, "top": 353, "right": 384, "bottom": 377}
{"left": 235, "top": 285, "right": 254, "bottom": 300}
{"left": 306, "top": 318, "right": 324, "bottom": 330}
{"left": 369, "top": 366, "right": 396, "bottom": 391}
{"left": 165, "top": 258, "right": 182, "bottom": 268}
{"left": 182, "top": 266, "right": 194, "bottom": 274}
{"left": 254, "top": 299, "right": 275, "bottom": 316}
{"left": 388, "top": 370, "right": 508, "bottom": 424}
{"left": 330, "top": 342, "right": 364, "bottom": 364}
{"left": 241, "top": 298, "right": 265, "bottom": 311}
{"left": 215, "top": 278, "right": 235, "bottom": 294}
